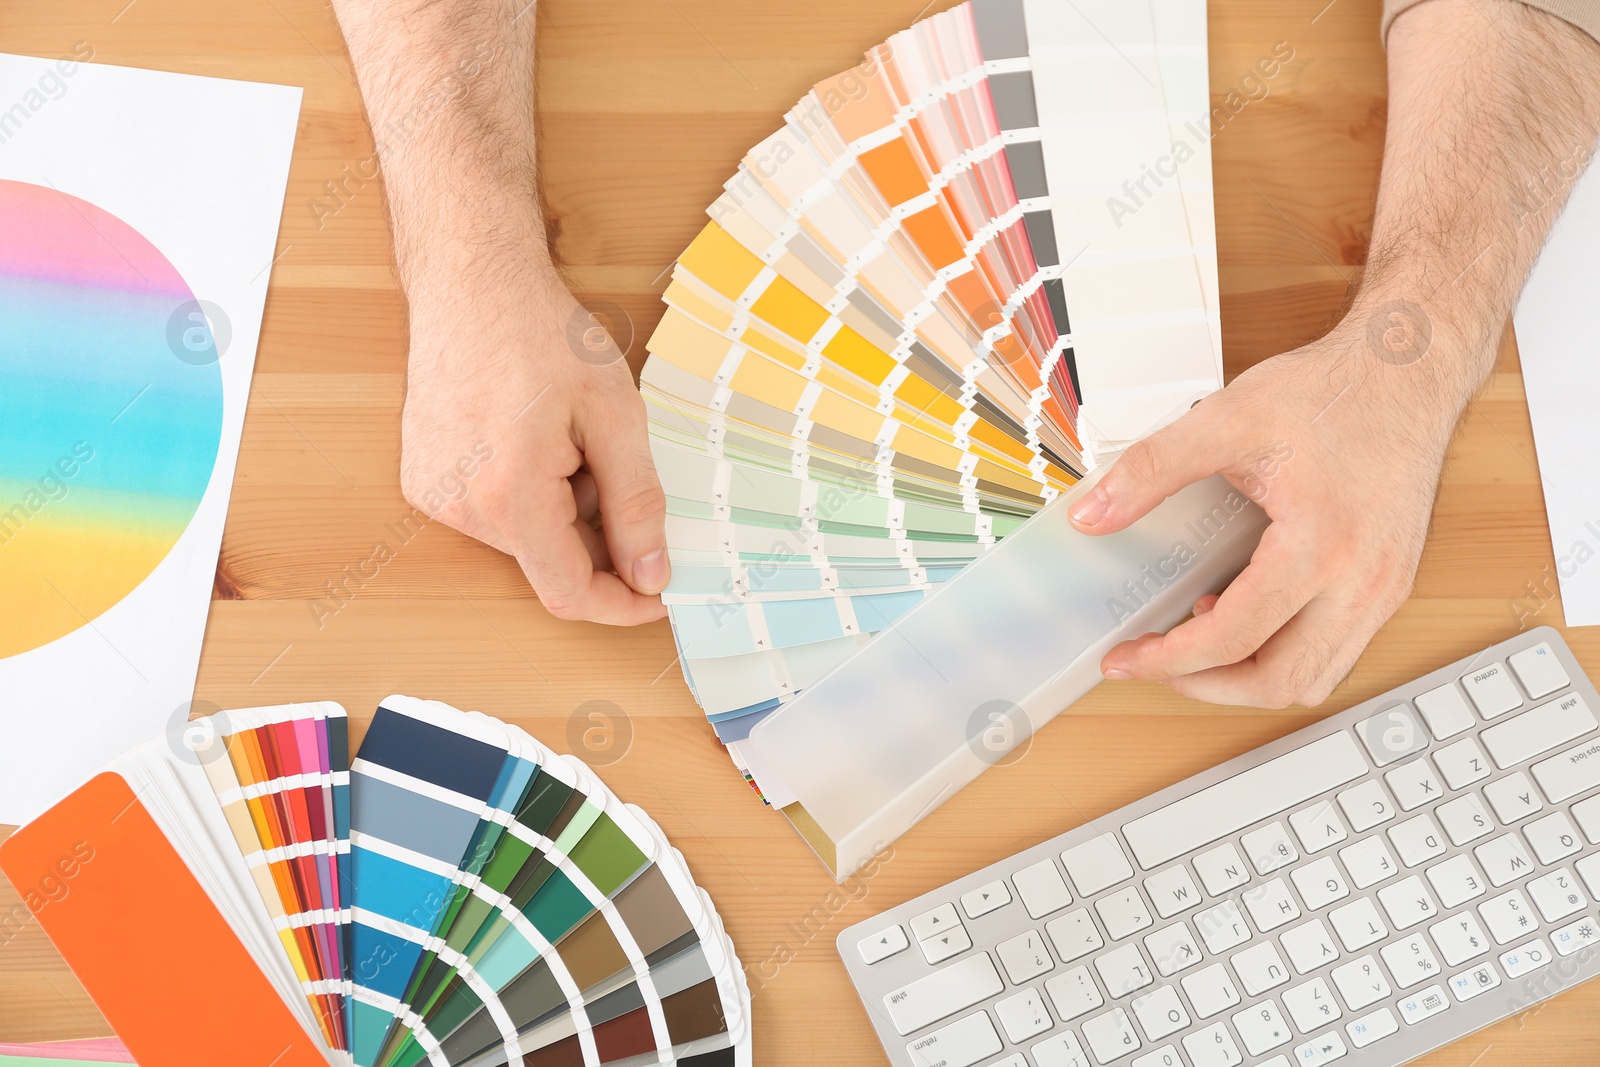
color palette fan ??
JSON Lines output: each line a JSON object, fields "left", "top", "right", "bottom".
{"left": 0, "top": 699, "right": 751, "bottom": 1067}
{"left": 640, "top": 0, "right": 1222, "bottom": 798}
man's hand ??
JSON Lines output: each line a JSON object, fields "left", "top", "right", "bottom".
{"left": 330, "top": 0, "right": 670, "bottom": 624}
{"left": 1070, "top": 0, "right": 1600, "bottom": 705}
{"left": 401, "top": 265, "right": 668, "bottom": 625}
{"left": 1069, "top": 309, "right": 1459, "bottom": 707}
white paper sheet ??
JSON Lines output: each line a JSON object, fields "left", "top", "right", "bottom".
{"left": 1513, "top": 146, "right": 1600, "bottom": 628}
{"left": 0, "top": 53, "right": 301, "bottom": 822}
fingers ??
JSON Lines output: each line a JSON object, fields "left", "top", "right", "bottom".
{"left": 1069, "top": 402, "right": 1231, "bottom": 535}
{"left": 579, "top": 387, "right": 671, "bottom": 596}
{"left": 1161, "top": 593, "right": 1371, "bottom": 707}
{"left": 1100, "top": 524, "right": 1318, "bottom": 680}
{"left": 516, "top": 473, "right": 666, "bottom": 626}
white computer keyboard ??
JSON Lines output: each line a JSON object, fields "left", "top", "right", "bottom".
{"left": 838, "top": 626, "right": 1600, "bottom": 1067}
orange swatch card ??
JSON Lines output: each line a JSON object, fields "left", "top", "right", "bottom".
{"left": 0, "top": 772, "right": 329, "bottom": 1067}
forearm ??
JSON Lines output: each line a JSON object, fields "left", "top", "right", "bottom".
{"left": 330, "top": 0, "right": 554, "bottom": 302}
{"left": 1356, "top": 0, "right": 1600, "bottom": 411}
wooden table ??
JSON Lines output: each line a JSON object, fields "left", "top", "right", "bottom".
{"left": 3, "top": 0, "right": 1594, "bottom": 1062}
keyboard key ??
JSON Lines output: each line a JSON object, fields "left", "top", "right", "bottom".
{"left": 910, "top": 902, "right": 961, "bottom": 941}
{"left": 1330, "top": 954, "right": 1392, "bottom": 1010}
{"left": 1377, "top": 875, "right": 1439, "bottom": 928}
{"left": 1193, "top": 843, "right": 1251, "bottom": 896}
{"left": 959, "top": 879, "right": 1010, "bottom": 919}
{"left": 1143, "top": 921, "right": 1202, "bottom": 977}
{"left": 1531, "top": 736, "right": 1600, "bottom": 803}
{"left": 1242, "top": 876, "right": 1301, "bottom": 932}
{"left": 1432, "top": 737, "right": 1492, "bottom": 789}
{"left": 1356, "top": 704, "right": 1429, "bottom": 766}
{"left": 1231, "top": 940, "right": 1291, "bottom": 995}
{"left": 1280, "top": 918, "right": 1340, "bottom": 974}
{"left": 1045, "top": 907, "right": 1105, "bottom": 964}
{"left": 1447, "top": 962, "right": 1501, "bottom": 1002}
{"left": 1462, "top": 662, "right": 1522, "bottom": 718}
{"left": 1180, "top": 963, "right": 1241, "bottom": 1019}
{"left": 1282, "top": 976, "right": 1342, "bottom": 1033}
{"left": 1551, "top": 915, "right": 1600, "bottom": 956}
{"left": 1144, "top": 865, "right": 1203, "bottom": 918}
{"left": 1133, "top": 1046, "right": 1185, "bottom": 1067}
{"left": 921, "top": 923, "right": 973, "bottom": 964}
{"left": 1525, "top": 811, "right": 1584, "bottom": 864}
{"left": 1130, "top": 985, "right": 1190, "bottom": 1041}
{"left": 1083, "top": 1007, "right": 1142, "bottom": 1064}
{"left": 1576, "top": 796, "right": 1600, "bottom": 843}
{"left": 1478, "top": 889, "right": 1536, "bottom": 944}
{"left": 857, "top": 924, "right": 907, "bottom": 964}
{"left": 1437, "top": 793, "right": 1495, "bottom": 846}
{"left": 1292, "top": 1031, "right": 1347, "bottom": 1066}
{"left": 1231, "top": 999, "right": 1292, "bottom": 1055}
{"left": 1290, "top": 800, "right": 1349, "bottom": 854}
{"left": 1291, "top": 856, "right": 1351, "bottom": 910}
{"left": 1384, "top": 757, "right": 1445, "bottom": 811}
{"left": 1121, "top": 733, "right": 1369, "bottom": 870}
{"left": 1415, "top": 683, "right": 1476, "bottom": 740}
{"left": 1388, "top": 813, "right": 1447, "bottom": 867}
{"left": 1499, "top": 937, "right": 1553, "bottom": 978}
{"left": 1329, "top": 897, "right": 1389, "bottom": 951}
{"left": 1338, "top": 836, "right": 1399, "bottom": 889}
{"left": 996, "top": 929, "right": 1054, "bottom": 984}
{"left": 1380, "top": 932, "right": 1441, "bottom": 988}
{"left": 1475, "top": 834, "right": 1536, "bottom": 886}
{"left": 1482, "top": 693, "right": 1596, "bottom": 768}
{"left": 1031, "top": 1030, "right": 1091, "bottom": 1067}
{"left": 1527, "top": 867, "right": 1588, "bottom": 922}
{"left": 989, "top": 1057, "right": 1028, "bottom": 1067}
{"left": 1509, "top": 641, "right": 1570, "bottom": 698}
{"left": 1336, "top": 779, "right": 1396, "bottom": 832}
{"left": 1241, "top": 821, "right": 1299, "bottom": 875}
{"left": 994, "top": 987, "right": 1053, "bottom": 1043}
{"left": 1397, "top": 984, "right": 1450, "bottom": 1024}
{"left": 1195, "top": 899, "right": 1252, "bottom": 954}
{"left": 1044, "top": 965, "right": 1104, "bottom": 1022}
{"left": 882, "top": 952, "right": 1003, "bottom": 1035}
{"left": 904, "top": 1011, "right": 1002, "bottom": 1067}
{"left": 1425, "top": 854, "right": 1487, "bottom": 908}
{"left": 1062, "top": 833, "right": 1135, "bottom": 897}
{"left": 1345, "top": 1007, "right": 1399, "bottom": 1048}
{"left": 1014, "top": 858, "right": 1073, "bottom": 919}
{"left": 1580, "top": 854, "right": 1600, "bottom": 898}
{"left": 1484, "top": 770, "right": 1543, "bottom": 823}
{"left": 1428, "top": 911, "right": 1491, "bottom": 966}
{"left": 1096, "top": 942, "right": 1154, "bottom": 999}
{"left": 1181, "top": 1021, "right": 1243, "bottom": 1067}
{"left": 1096, "top": 885, "right": 1154, "bottom": 940}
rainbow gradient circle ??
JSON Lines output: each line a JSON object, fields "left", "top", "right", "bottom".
{"left": 0, "top": 179, "right": 224, "bottom": 659}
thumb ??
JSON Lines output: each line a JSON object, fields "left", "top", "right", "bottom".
{"left": 1068, "top": 403, "right": 1230, "bottom": 534}
{"left": 583, "top": 389, "right": 671, "bottom": 595}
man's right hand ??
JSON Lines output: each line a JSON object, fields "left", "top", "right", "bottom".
{"left": 400, "top": 263, "right": 670, "bottom": 626}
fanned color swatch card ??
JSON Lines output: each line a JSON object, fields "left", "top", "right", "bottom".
{"left": 0, "top": 699, "right": 751, "bottom": 1067}
{"left": 0, "top": 53, "right": 301, "bottom": 823}
{"left": 640, "top": 0, "right": 1221, "bottom": 799}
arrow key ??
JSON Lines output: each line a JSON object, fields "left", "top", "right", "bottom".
{"left": 961, "top": 879, "right": 1012, "bottom": 919}
{"left": 921, "top": 923, "right": 974, "bottom": 965}
{"left": 857, "top": 924, "right": 908, "bottom": 965}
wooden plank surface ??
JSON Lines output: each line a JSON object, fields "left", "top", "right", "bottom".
{"left": 3, "top": 0, "right": 1597, "bottom": 1062}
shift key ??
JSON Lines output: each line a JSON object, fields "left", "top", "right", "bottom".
{"left": 884, "top": 953, "right": 1003, "bottom": 1036}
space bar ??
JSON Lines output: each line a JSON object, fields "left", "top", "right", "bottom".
{"left": 1122, "top": 732, "right": 1370, "bottom": 870}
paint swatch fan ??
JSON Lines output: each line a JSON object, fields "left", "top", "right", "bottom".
{"left": 0, "top": 698, "right": 751, "bottom": 1067}
{"left": 641, "top": 0, "right": 1223, "bottom": 798}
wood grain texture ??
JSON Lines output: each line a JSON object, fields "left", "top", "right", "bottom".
{"left": 2, "top": 0, "right": 1597, "bottom": 1062}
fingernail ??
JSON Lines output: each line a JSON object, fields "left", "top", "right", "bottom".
{"left": 1103, "top": 667, "right": 1133, "bottom": 680}
{"left": 1069, "top": 485, "right": 1109, "bottom": 528}
{"left": 632, "top": 548, "right": 669, "bottom": 594}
